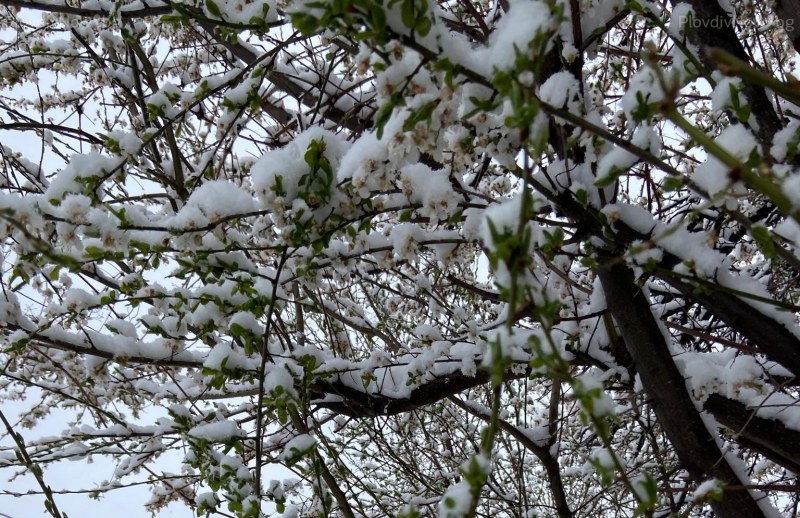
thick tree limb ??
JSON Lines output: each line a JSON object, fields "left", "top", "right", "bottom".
{"left": 774, "top": 0, "right": 800, "bottom": 51}
{"left": 704, "top": 393, "right": 800, "bottom": 475}
{"left": 675, "top": 0, "right": 783, "bottom": 143}
{"left": 598, "top": 259, "right": 766, "bottom": 517}
{"left": 312, "top": 369, "right": 494, "bottom": 417}
{"left": 657, "top": 273, "right": 800, "bottom": 377}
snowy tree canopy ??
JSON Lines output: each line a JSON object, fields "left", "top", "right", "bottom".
{"left": 2, "top": 0, "right": 800, "bottom": 516}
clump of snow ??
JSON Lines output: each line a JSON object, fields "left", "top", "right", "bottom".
{"left": 203, "top": 341, "right": 259, "bottom": 372}
{"left": 169, "top": 181, "right": 255, "bottom": 228}
{"left": 106, "top": 318, "right": 139, "bottom": 338}
{"left": 56, "top": 194, "right": 93, "bottom": 224}
{"left": 279, "top": 434, "right": 316, "bottom": 463}
{"left": 337, "top": 131, "right": 388, "bottom": 192}
{"left": 105, "top": 130, "right": 143, "bottom": 157}
{"left": 589, "top": 446, "right": 625, "bottom": 472}
{"left": 229, "top": 311, "right": 265, "bottom": 336}
{"left": 691, "top": 478, "right": 723, "bottom": 504}
{"left": 147, "top": 83, "right": 182, "bottom": 119}
{"left": 481, "top": 193, "right": 525, "bottom": 243}
{"left": 413, "top": 324, "right": 443, "bottom": 342}
{"left": 214, "top": 0, "right": 278, "bottom": 25}
{"left": 770, "top": 122, "right": 800, "bottom": 162}
{"left": 539, "top": 71, "right": 582, "bottom": 112}
{"left": 681, "top": 349, "right": 800, "bottom": 431}
{"left": 195, "top": 492, "right": 218, "bottom": 508}
{"left": 581, "top": 1, "right": 627, "bottom": 51}
{"left": 573, "top": 369, "right": 616, "bottom": 419}
{"left": 188, "top": 420, "right": 243, "bottom": 442}
{"left": 390, "top": 223, "right": 423, "bottom": 261}
{"left": 45, "top": 152, "right": 122, "bottom": 203}
{"left": 783, "top": 173, "right": 800, "bottom": 209}
{"left": 439, "top": 481, "right": 472, "bottom": 517}
{"left": 399, "top": 163, "right": 458, "bottom": 220}
{"left": 669, "top": 3, "right": 695, "bottom": 38}
{"left": 693, "top": 124, "right": 756, "bottom": 200}
{"left": 472, "top": 0, "right": 553, "bottom": 75}
{"left": 596, "top": 125, "right": 659, "bottom": 183}
{"left": 251, "top": 127, "right": 349, "bottom": 205}
{"left": 711, "top": 77, "right": 742, "bottom": 113}
{"left": 263, "top": 363, "right": 299, "bottom": 398}
{"left": 620, "top": 67, "right": 670, "bottom": 123}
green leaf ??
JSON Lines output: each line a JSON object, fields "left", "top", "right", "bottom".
{"left": 371, "top": 3, "right": 387, "bottom": 32}
{"left": 402, "top": 100, "right": 437, "bottom": 131}
{"left": 401, "top": 0, "right": 416, "bottom": 29}
{"left": 630, "top": 91, "right": 655, "bottom": 123}
{"left": 751, "top": 225, "right": 776, "bottom": 259}
{"left": 84, "top": 246, "right": 106, "bottom": 260}
{"left": 595, "top": 165, "right": 623, "bottom": 188}
{"left": 160, "top": 13, "right": 188, "bottom": 26}
{"left": 205, "top": 0, "right": 222, "bottom": 18}
{"left": 575, "top": 188, "right": 588, "bottom": 206}
{"left": 416, "top": 15, "right": 431, "bottom": 36}
{"left": 661, "top": 176, "right": 683, "bottom": 191}
{"left": 292, "top": 13, "right": 320, "bottom": 34}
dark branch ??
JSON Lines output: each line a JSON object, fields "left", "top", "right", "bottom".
{"left": 598, "top": 259, "right": 766, "bottom": 517}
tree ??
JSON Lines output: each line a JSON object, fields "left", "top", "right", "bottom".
{"left": 1, "top": 0, "right": 800, "bottom": 516}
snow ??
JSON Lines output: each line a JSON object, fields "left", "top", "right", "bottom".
{"left": 390, "top": 223, "right": 423, "bottom": 261}
{"left": 691, "top": 478, "right": 723, "bottom": 503}
{"left": 279, "top": 434, "right": 316, "bottom": 463}
{"left": 188, "top": 420, "right": 242, "bottom": 442}
{"left": 573, "top": 370, "right": 616, "bottom": 419}
{"left": 203, "top": 341, "right": 259, "bottom": 372}
{"left": 480, "top": 193, "right": 525, "bottom": 243}
{"left": 589, "top": 447, "right": 625, "bottom": 472}
{"left": 105, "top": 130, "right": 143, "bottom": 157}
{"left": 213, "top": 0, "right": 278, "bottom": 25}
{"left": 471, "top": 0, "right": 553, "bottom": 75}
{"left": 710, "top": 77, "right": 741, "bottom": 113}
{"left": 669, "top": 3, "right": 695, "bottom": 38}
{"left": 692, "top": 124, "right": 756, "bottom": 200}
{"left": 337, "top": 131, "right": 386, "bottom": 188}
{"left": 538, "top": 71, "right": 581, "bottom": 112}
{"left": 2, "top": 1, "right": 800, "bottom": 516}
{"left": 57, "top": 194, "right": 92, "bottom": 224}
{"left": 783, "top": 174, "right": 800, "bottom": 209}
{"left": 682, "top": 349, "right": 800, "bottom": 431}
{"left": 106, "top": 318, "right": 139, "bottom": 338}
{"left": 770, "top": 122, "right": 799, "bottom": 162}
{"left": 251, "top": 126, "right": 349, "bottom": 205}
{"left": 168, "top": 180, "right": 255, "bottom": 229}
{"left": 229, "top": 311, "right": 265, "bottom": 336}
{"left": 596, "top": 125, "right": 659, "bottom": 183}
{"left": 621, "top": 67, "right": 667, "bottom": 123}
{"left": 44, "top": 152, "right": 123, "bottom": 203}
{"left": 438, "top": 481, "right": 473, "bottom": 516}
{"left": 399, "top": 163, "right": 458, "bottom": 220}
{"left": 581, "top": 1, "right": 628, "bottom": 47}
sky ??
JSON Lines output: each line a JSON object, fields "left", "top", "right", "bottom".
{"left": 0, "top": 397, "right": 191, "bottom": 518}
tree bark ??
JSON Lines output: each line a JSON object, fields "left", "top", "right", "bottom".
{"left": 774, "top": 0, "right": 800, "bottom": 51}
{"left": 675, "top": 0, "right": 782, "bottom": 143}
{"left": 704, "top": 393, "right": 800, "bottom": 474}
{"left": 598, "top": 259, "right": 767, "bottom": 518}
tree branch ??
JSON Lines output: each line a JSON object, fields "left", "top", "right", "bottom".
{"left": 598, "top": 258, "right": 766, "bottom": 517}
